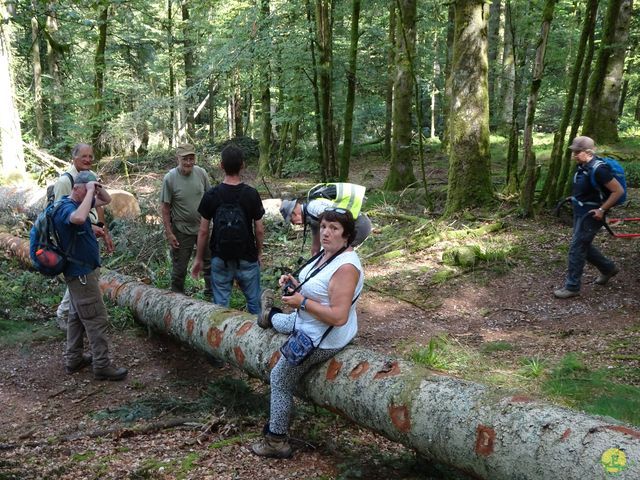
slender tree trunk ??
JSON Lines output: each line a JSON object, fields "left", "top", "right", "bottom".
{"left": 316, "top": 0, "right": 337, "bottom": 179}
{"left": 441, "top": 3, "right": 455, "bottom": 150}
{"left": 499, "top": 0, "right": 515, "bottom": 136}
{"left": 31, "top": 2, "right": 45, "bottom": 146}
{"left": 487, "top": 0, "right": 502, "bottom": 130}
{"left": 383, "top": 0, "right": 417, "bottom": 191}
{"left": 46, "top": 1, "right": 64, "bottom": 141}
{"left": 384, "top": 0, "right": 396, "bottom": 158}
{"left": 444, "top": 0, "right": 492, "bottom": 215}
{"left": 618, "top": 78, "right": 629, "bottom": 116}
{"left": 2, "top": 233, "right": 638, "bottom": 480}
{"left": 305, "top": 0, "right": 324, "bottom": 180}
{"left": 540, "top": 0, "right": 598, "bottom": 207}
{"left": 208, "top": 76, "right": 216, "bottom": 144}
{"left": 233, "top": 79, "right": 243, "bottom": 137}
{"left": 258, "top": 0, "right": 272, "bottom": 176}
{"left": 167, "top": 0, "right": 176, "bottom": 147}
{"left": 560, "top": 28, "right": 596, "bottom": 197}
{"left": 181, "top": 0, "right": 195, "bottom": 140}
{"left": 635, "top": 93, "right": 640, "bottom": 122}
{"left": 339, "top": 0, "right": 361, "bottom": 181}
{"left": 91, "top": 4, "right": 108, "bottom": 159}
{"left": 0, "top": 2, "right": 26, "bottom": 178}
{"left": 431, "top": 35, "right": 439, "bottom": 140}
{"left": 582, "top": 0, "right": 632, "bottom": 143}
{"left": 519, "top": 0, "right": 557, "bottom": 217}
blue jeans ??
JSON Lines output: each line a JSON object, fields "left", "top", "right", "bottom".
{"left": 210, "top": 257, "right": 261, "bottom": 314}
{"left": 565, "top": 212, "right": 615, "bottom": 291}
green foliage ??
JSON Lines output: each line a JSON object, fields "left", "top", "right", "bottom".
{"left": 519, "top": 356, "right": 547, "bottom": 378}
{"left": 481, "top": 341, "right": 515, "bottom": 354}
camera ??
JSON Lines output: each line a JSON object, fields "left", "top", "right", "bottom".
{"left": 282, "top": 279, "right": 296, "bottom": 296}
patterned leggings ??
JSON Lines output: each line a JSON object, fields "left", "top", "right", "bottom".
{"left": 268, "top": 311, "right": 340, "bottom": 435}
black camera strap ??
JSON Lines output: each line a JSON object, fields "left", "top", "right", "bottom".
{"left": 292, "top": 246, "right": 347, "bottom": 294}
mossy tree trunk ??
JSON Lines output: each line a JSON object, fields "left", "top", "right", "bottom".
{"left": 258, "top": 0, "right": 272, "bottom": 177}
{"left": 91, "top": 3, "right": 108, "bottom": 159}
{"left": 539, "top": 0, "right": 598, "bottom": 208}
{"left": 519, "top": 0, "right": 557, "bottom": 217}
{"left": 339, "top": 0, "right": 361, "bottom": 182}
{"left": 383, "top": 0, "right": 417, "bottom": 191}
{"left": 487, "top": 0, "right": 502, "bottom": 130}
{"left": 444, "top": 0, "right": 492, "bottom": 215}
{"left": 45, "top": 0, "right": 64, "bottom": 141}
{"left": 582, "top": 0, "right": 632, "bottom": 143}
{"left": 31, "top": 1, "right": 45, "bottom": 146}
{"left": 441, "top": 3, "right": 455, "bottom": 151}
{"left": 1, "top": 232, "right": 640, "bottom": 480}
{"left": 384, "top": 0, "right": 395, "bottom": 159}
{"left": 498, "top": 0, "right": 514, "bottom": 137}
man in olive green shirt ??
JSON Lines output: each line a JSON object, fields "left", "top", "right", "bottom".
{"left": 160, "top": 144, "right": 212, "bottom": 296}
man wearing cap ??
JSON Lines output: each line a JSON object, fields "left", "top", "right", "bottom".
{"left": 554, "top": 136, "right": 624, "bottom": 299}
{"left": 53, "top": 143, "right": 114, "bottom": 330}
{"left": 280, "top": 197, "right": 371, "bottom": 255}
{"left": 161, "top": 144, "right": 213, "bottom": 296}
{"left": 52, "top": 171, "right": 128, "bottom": 381}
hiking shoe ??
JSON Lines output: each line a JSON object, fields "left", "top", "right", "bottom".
{"left": 65, "top": 354, "right": 93, "bottom": 374}
{"left": 251, "top": 433, "right": 293, "bottom": 459}
{"left": 595, "top": 266, "right": 619, "bottom": 285}
{"left": 93, "top": 366, "right": 128, "bottom": 381}
{"left": 257, "top": 289, "right": 275, "bottom": 329}
{"left": 553, "top": 288, "right": 580, "bottom": 299}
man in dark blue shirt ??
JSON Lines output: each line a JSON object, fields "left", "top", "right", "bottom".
{"left": 554, "top": 136, "right": 624, "bottom": 299}
{"left": 53, "top": 171, "right": 128, "bottom": 380}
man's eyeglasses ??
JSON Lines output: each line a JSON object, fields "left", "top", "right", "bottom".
{"left": 324, "top": 207, "right": 348, "bottom": 215}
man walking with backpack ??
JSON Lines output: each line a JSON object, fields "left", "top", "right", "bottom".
{"left": 52, "top": 171, "right": 128, "bottom": 380}
{"left": 53, "top": 143, "right": 113, "bottom": 329}
{"left": 191, "top": 145, "right": 265, "bottom": 313}
{"left": 160, "top": 144, "right": 212, "bottom": 297}
{"left": 554, "top": 136, "right": 625, "bottom": 299}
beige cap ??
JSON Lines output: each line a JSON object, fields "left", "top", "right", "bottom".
{"left": 568, "top": 136, "right": 595, "bottom": 152}
{"left": 176, "top": 144, "right": 196, "bottom": 157}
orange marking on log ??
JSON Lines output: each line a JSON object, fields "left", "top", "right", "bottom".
{"left": 163, "top": 311, "right": 172, "bottom": 331}
{"left": 236, "top": 322, "right": 253, "bottom": 336}
{"left": 207, "top": 327, "right": 223, "bottom": 348}
{"left": 374, "top": 361, "right": 400, "bottom": 379}
{"left": 561, "top": 428, "right": 571, "bottom": 441}
{"left": 186, "top": 318, "right": 195, "bottom": 336}
{"left": 603, "top": 425, "right": 640, "bottom": 439}
{"left": 349, "top": 361, "right": 370, "bottom": 379}
{"left": 234, "top": 346, "right": 245, "bottom": 365}
{"left": 268, "top": 351, "right": 281, "bottom": 369}
{"left": 475, "top": 425, "right": 496, "bottom": 456}
{"left": 510, "top": 395, "right": 533, "bottom": 403}
{"left": 389, "top": 404, "right": 411, "bottom": 433}
{"left": 326, "top": 358, "right": 342, "bottom": 380}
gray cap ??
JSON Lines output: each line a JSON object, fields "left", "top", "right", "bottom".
{"left": 75, "top": 171, "right": 98, "bottom": 184}
{"left": 176, "top": 143, "right": 196, "bottom": 157}
{"left": 568, "top": 136, "right": 595, "bottom": 152}
{"left": 280, "top": 199, "right": 298, "bottom": 223}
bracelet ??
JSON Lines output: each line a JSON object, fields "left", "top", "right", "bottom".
{"left": 300, "top": 297, "right": 308, "bottom": 311}
{"left": 598, "top": 207, "right": 606, "bottom": 213}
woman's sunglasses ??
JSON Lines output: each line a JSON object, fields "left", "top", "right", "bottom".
{"left": 324, "top": 207, "right": 349, "bottom": 215}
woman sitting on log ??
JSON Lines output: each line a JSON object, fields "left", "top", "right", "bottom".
{"left": 252, "top": 208, "right": 365, "bottom": 458}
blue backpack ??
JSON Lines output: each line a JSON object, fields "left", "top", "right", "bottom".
{"left": 589, "top": 157, "right": 627, "bottom": 206}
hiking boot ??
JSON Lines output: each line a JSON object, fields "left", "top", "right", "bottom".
{"left": 257, "top": 289, "right": 275, "bottom": 329}
{"left": 65, "top": 354, "right": 93, "bottom": 374}
{"left": 595, "top": 266, "right": 619, "bottom": 285}
{"left": 251, "top": 432, "right": 293, "bottom": 459}
{"left": 93, "top": 366, "right": 128, "bottom": 381}
{"left": 553, "top": 288, "right": 580, "bottom": 299}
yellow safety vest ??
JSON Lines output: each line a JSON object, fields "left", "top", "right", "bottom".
{"left": 307, "top": 182, "right": 366, "bottom": 218}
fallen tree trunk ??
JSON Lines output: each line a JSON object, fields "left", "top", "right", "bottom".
{"left": 1, "top": 232, "right": 638, "bottom": 480}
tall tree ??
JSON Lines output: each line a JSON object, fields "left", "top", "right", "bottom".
{"left": 444, "top": 0, "right": 492, "bottom": 215}
{"left": 0, "top": 1, "right": 26, "bottom": 178}
{"left": 339, "top": 0, "right": 361, "bottom": 181}
{"left": 487, "top": 0, "right": 502, "bottom": 129}
{"left": 30, "top": 0, "right": 45, "bottom": 145}
{"left": 45, "top": 0, "right": 64, "bottom": 141}
{"left": 91, "top": 3, "right": 109, "bottom": 158}
{"left": 167, "top": 0, "right": 176, "bottom": 146}
{"left": 441, "top": 3, "right": 455, "bottom": 150}
{"left": 316, "top": 0, "right": 337, "bottom": 179}
{"left": 384, "top": 0, "right": 396, "bottom": 158}
{"left": 582, "top": 0, "right": 633, "bottom": 143}
{"left": 519, "top": 0, "right": 557, "bottom": 216}
{"left": 383, "top": 0, "right": 417, "bottom": 191}
{"left": 181, "top": 0, "right": 195, "bottom": 140}
{"left": 258, "top": 0, "right": 272, "bottom": 176}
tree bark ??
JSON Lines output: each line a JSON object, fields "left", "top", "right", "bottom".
{"left": 181, "top": 0, "right": 195, "bottom": 140}
{"left": 441, "top": 3, "right": 455, "bottom": 150}
{"left": 305, "top": 0, "right": 324, "bottom": 180}
{"left": 1, "top": 232, "right": 639, "bottom": 480}
{"left": 31, "top": 1, "right": 45, "bottom": 146}
{"left": 582, "top": 0, "right": 632, "bottom": 143}
{"left": 45, "top": 0, "right": 64, "bottom": 141}
{"left": 384, "top": 0, "right": 396, "bottom": 158}
{"left": 383, "top": 0, "right": 417, "bottom": 191}
{"left": 618, "top": 78, "right": 629, "bottom": 117}
{"left": 339, "top": 0, "right": 361, "bottom": 181}
{"left": 91, "top": 3, "right": 109, "bottom": 159}
{"left": 444, "top": 0, "right": 493, "bottom": 215}
{"left": 167, "top": 0, "right": 176, "bottom": 147}
{"left": 0, "top": 2, "right": 26, "bottom": 178}
{"left": 258, "top": 0, "right": 272, "bottom": 176}
{"left": 499, "top": 0, "right": 514, "bottom": 136}
{"left": 539, "top": 0, "right": 598, "bottom": 208}
{"left": 519, "top": 0, "right": 557, "bottom": 217}
{"left": 487, "top": 0, "right": 502, "bottom": 130}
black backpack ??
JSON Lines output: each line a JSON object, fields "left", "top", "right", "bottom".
{"left": 213, "top": 186, "right": 250, "bottom": 260}
{"left": 45, "top": 172, "right": 74, "bottom": 207}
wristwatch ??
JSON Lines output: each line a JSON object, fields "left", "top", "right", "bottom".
{"left": 598, "top": 207, "right": 606, "bottom": 213}
{"left": 300, "top": 297, "right": 308, "bottom": 311}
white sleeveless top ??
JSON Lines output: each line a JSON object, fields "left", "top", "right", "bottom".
{"left": 296, "top": 250, "right": 364, "bottom": 349}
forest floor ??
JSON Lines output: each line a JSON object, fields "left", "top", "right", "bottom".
{"left": 1, "top": 149, "right": 639, "bottom": 479}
